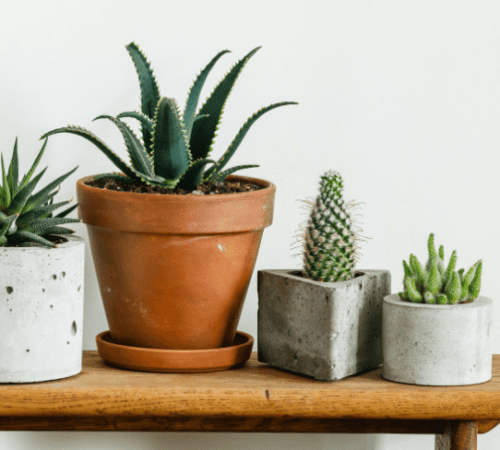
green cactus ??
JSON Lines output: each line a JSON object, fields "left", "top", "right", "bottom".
{"left": 301, "top": 171, "right": 361, "bottom": 282}
{"left": 42, "top": 44, "right": 297, "bottom": 190}
{"left": 0, "top": 139, "right": 79, "bottom": 248}
{"left": 400, "top": 233, "right": 483, "bottom": 304}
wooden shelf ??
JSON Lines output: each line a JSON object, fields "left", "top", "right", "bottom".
{"left": 0, "top": 352, "right": 499, "bottom": 435}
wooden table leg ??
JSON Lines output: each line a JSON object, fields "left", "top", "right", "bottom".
{"left": 435, "top": 421, "right": 478, "bottom": 450}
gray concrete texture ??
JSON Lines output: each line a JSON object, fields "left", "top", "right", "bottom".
{"left": 382, "top": 294, "right": 493, "bottom": 386}
{"left": 0, "top": 236, "right": 85, "bottom": 383}
{"left": 257, "top": 269, "right": 391, "bottom": 381}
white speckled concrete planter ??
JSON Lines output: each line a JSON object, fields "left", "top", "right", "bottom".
{"left": 0, "top": 236, "right": 84, "bottom": 383}
{"left": 257, "top": 269, "right": 391, "bottom": 381}
{"left": 382, "top": 294, "right": 493, "bottom": 386}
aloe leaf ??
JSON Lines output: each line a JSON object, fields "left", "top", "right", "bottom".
{"left": 17, "top": 200, "right": 72, "bottom": 228}
{"left": 1, "top": 154, "right": 11, "bottom": 207}
{"left": 55, "top": 203, "right": 78, "bottom": 218}
{"left": 20, "top": 138, "right": 47, "bottom": 189}
{"left": 93, "top": 173, "right": 135, "bottom": 185}
{"left": 7, "top": 138, "right": 19, "bottom": 196}
{"left": 189, "top": 47, "right": 261, "bottom": 161}
{"left": 126, "top": 42, "right": 160, "bottom": 152}
{"left": 184, "top": 50, "right": 230, "bottom": 139}
{"left": 6, "top": 168, "right": 47, "bottom": 215}
{"left": 42, "top": 226, "right": 76, "bottom": 235}
{"left": 212, "top": 164, "right": 259, "bottom": 182}
{"left": 94, "top": 115, "right": 154, "bottom": 177}
{"left": 152, "top": 97, "right": 191, "bottom": 183}
{"left": 10, "top": 230, "right": 56, "bottom": 248}
{"left": 205, "top": 101, "right": 297, "bottom": 180}
{"left": 177, "top": 159, "right": 216, "bottom": 191}
{"left": 42, "top": 127, "right": 134, "bottom": 179}
{"left": 116, "top": 111, "right": 154, "bottom": 134}
{"left": 24, "top": 166, "right": 78, "bottom": 212}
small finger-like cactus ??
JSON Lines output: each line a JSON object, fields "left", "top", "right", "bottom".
{"left": 399, "top": 233, "right": 482, "bottom": 304}
{"left": 299, "top": 170, "right": 362, "bottom": 282}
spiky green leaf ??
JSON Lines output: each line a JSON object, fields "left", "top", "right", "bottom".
{"left": 126, "top": 42, "right": 160, "bottom": 152}
{"left": 92, "top": 173, "right": 135, "bottom": 185}
{"left": 10, "top": 230, "right": 56, "bottom": 248}
{"left": 94, "top": 115, "right": 154, "bottom": 177}
{"left": 177, "top": 159, "right": 216, "bottom": 191}
{"left": 205, "top": 102, "right": 297, "bottom": 180}
{"left": 0, "top": 214, "right": 18, "bottom": 238}
{"left": 43, "top": 226, "right": 76, "bottom": 235}
{"left": 7, "top": 138, "right": 19, "bottom": 196}
{"left": 469, "top": 260, "right": 482, "bottom": 299}
{"left": 1, "top": 154, "right": 11, "bottom": 207}
{"left": 212, "top": 164, "right": 259, "bottom": 182}
{"left": 152, "top": 97, "right": 191, "bottom": 183}
{"left": 6, "top": 168, "right": 47, "bottom": 215}
{"left": 26, "top": 217, "right": 81, "bottom": 235}
{"left": 24, "top": 166, "right": 78, "bottom": 212}
{"left": 184, "top": 50, "right": 230, "bottom": 139}
{"left": 55, "top": 203, "right": 78, "bottom": 218}
{"left": 116, "top": 111, "right": 154, "bottom": 134}
{"left": 42, "top": 127, "right": 134, "bottom": 178}
{"left": 189, "top": 47, "right": 261, "bottom": 161}
{"left": 17, "top": 200, "right": 72, "bottom": 228}
{"left": 19, "top": 138, "right": 48, "bottom": 189}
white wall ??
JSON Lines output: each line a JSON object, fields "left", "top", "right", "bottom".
{"left": 1, "top": 1, "right": 499, "bottom": 448}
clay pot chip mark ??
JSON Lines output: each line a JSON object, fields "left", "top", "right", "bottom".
{"left": 71, "top": 321, "right": 77, "bottom": 336}
{"left": 6, "top": 286, "right": 13, "bottom": 294}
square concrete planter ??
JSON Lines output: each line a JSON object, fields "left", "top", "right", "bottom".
{"left": 382, "top": 294, "right": 493, "bottom": 386}
{"left": 257, "top": 269, "right": 391, "bottom": 381}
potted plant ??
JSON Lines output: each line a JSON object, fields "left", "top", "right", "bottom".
{"left": 383, "top": 233, "right": 492, "bottom": 386}
{"left": 257, "top": 170, "right": 391, "bottom": 381}
{"left": 0, "top": 138, "right": 83, "bottom": 383}
{"left": 42, "top": 43, "right": 296, "bottom": 372}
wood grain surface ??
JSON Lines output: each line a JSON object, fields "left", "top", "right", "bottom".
{"left": 435, "top": 421, "right": 478, "bottom": 450}
{"left": 0, "top": 352, "right": 499, "bottom": 432}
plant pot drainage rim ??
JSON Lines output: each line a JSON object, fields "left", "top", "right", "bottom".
{"left": 96, "top": 330, "right": 254, "bottom": 373}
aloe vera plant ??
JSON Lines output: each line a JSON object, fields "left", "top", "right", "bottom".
{"left": 42, "top": 44, "right": 297, "bottom": 190}
{"left": 0, "top": 139, "right": 79, "bottom": 247}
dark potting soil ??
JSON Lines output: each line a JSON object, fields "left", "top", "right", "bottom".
{"left": 86, "top": 177, "right": 265, "bottom": 195}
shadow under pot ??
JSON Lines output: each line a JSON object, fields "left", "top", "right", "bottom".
{"left": 76, "top": 174, "right": 275, "bottom": 350}
{"left": 0, "top": 236, "right": 85, "bottom": 383}
{"left": 382, "top": 294, "right": 493, "bottom": 386}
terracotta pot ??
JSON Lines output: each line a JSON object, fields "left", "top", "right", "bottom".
{"left": 77, "top": 175, "right": 275, "bottom": 350}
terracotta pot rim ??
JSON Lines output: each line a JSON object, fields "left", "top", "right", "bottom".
{"left": 76, "top": 174, "right": 275, "bottom": 203}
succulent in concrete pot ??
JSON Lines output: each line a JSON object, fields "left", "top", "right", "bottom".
{"left": 258, "top": 170, "right": 391, "bottom": 381}
{"left": 383, "top": 233, "right": 492, "bottom": 386}
{"left": 399, "top": 233, "right": 482, "bottom": 305}
{"left": 0, "top": 138, "right": 84, "bottom": 383}
{"left": 41, "top": 43, "right": 296, "bottom": 373}
{"left": 0, "top": 139, "right": 80, "bottom": 247}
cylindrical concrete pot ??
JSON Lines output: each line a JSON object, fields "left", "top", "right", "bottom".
{"left": 0, "top": 236, "right": 85, "bottom": 383}
{"left": 382, "top": 294, "right": 492, "bottom": 386}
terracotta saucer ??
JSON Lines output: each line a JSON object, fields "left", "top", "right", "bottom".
{"left": 95, "top": 331, "right": 254, "bottom": 373}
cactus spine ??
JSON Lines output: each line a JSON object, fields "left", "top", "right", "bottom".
{"left": 399, "top": 233, "right": 482, "bottom": 304}
{"left": 301, "top": 170, "right": 361, "bottom": 282}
